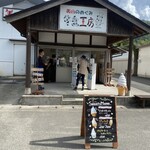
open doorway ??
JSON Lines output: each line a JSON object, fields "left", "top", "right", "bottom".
{"left": 56, "top": 49, "right": 72, "bottom": 82}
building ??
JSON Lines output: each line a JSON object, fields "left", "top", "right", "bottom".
{"left": 138, "top": 44, "right": 150, "bottom": 78}
{"left": 112, "top": 43, "right": 150, "bottom": 78}
{"left": 0, "top": 0, "right": 44, "bottom": 76}
{"left": 5, "top": 0, "right": 150, "bottom": 94}
{"left": 112, "top": 53, "right": 128, "bottom": 74}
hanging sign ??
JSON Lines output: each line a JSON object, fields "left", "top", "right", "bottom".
{"left": 59, "top": 5, "right": 107, "bottom": 33}
{"left": 2, "top": 7, "right": 21, "bottom": 20}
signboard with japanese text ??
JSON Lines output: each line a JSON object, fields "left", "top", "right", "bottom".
{"left": 59, "top": 5, "right": 107, "bottom": 33}
{"left": 2, "top": 7, "right": 21, "bottom": 20}
{"left": 84, "top": 96, "right": 117, "bottom": 144}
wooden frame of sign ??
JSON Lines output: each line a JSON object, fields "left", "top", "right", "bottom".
{"left": 31, "top": 68, "right": 44, "bottom": 95}
{"left": 81, "top": 95, "right": 118, "bottom": 149}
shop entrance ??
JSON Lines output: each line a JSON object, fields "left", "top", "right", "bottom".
{"left": 39, "top": 46, "right": 108, "bottom": 84}
{"left": 56, "top": 49, "right": 72, "bottom": 82}
{"left": 40, "top": 46, "right": 72, "bottom": 83}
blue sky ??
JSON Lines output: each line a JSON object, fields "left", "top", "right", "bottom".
{"left": 109, "top": 0, "right": 150, "bottom": 21}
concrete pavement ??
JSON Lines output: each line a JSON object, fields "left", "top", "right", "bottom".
{"left": 0, "top": 105, "right": 150, "bottom": 150}
{"left": 0, "top": 75, "right": 150, "bottom": 105}
{"left": 0, "top": 76, "right": 150, "bottom": 150}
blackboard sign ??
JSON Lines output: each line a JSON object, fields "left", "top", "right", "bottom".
{"left": 84, "top": 96, "right": 117, "bottom": 144}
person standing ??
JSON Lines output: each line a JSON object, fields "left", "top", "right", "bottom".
{"left": 45, "top": 54, "right": 56, "bottom": 82}
{"left": 37, "top": 49, "right": 45, "bottom": 68}
{"left": 48, "top": 54, "right": 56, "bottom": 82}
{"left": 74, "top": 55, "right": 89, "bottom": 90}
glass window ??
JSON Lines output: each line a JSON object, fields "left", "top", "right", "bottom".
{"left": 56, "top": 49, "right": 72, "bottom": 67}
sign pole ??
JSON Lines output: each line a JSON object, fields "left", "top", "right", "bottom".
{"left": 113, "top": 142, "right": 118, "bottom": 149}
{"left": 80, "top": 97, "right": 85, "bottom": 137}
{"left": 112, "top": 97, "right": 118, "bottom": 148}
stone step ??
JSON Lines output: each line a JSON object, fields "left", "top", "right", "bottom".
{"left": 19, "top": 94, "right": 137, "bottom": 107}
{"left": 19, "top": 95, "right": 63, "bottom": 105}
{"left": 62, "top": 98, "right": 83, "bottom": 105}
{"left": 62, "top": 96, "right": 136, "bottom": 106}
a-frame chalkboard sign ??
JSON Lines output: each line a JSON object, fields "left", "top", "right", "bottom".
{"left": 81, "top": 95, "right": 118, "bottom": 149}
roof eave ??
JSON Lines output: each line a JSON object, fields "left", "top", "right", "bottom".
{"left": 5, "top": 0, "right": 71, "bottom": 23}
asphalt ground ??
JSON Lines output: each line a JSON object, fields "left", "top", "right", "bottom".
{"left": 0, "top": 105, "right": 150, "bottom": 150}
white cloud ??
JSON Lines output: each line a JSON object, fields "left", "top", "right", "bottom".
{"left": 123, "top": 0, "right": 140, "bottom": 18}
{"left": 109, "top": 0, "right": 140, "bottom": 18}
{"left": 140, "top": 5, "right": 150, "bottom": 20}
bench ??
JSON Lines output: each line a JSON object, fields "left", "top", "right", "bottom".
{"left": 134, "top": 95, "right": 150, "bottom": 108}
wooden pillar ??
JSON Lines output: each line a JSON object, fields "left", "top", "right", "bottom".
{"left": 25, "top": 17, "right": 31, "bottom": 94}
{"left": 126, "top": 36, "right": 133, "bottom": 96}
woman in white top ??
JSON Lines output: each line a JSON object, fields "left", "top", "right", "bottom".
{"left": 74, "top": 55, "right": 89, "bottom": 90}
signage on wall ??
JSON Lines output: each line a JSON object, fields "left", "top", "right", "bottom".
{"left": 59, "top": 5, "right": 107, "bottom": 33}
{"left": 2, "top": 7, "right": 21, "bottom": 20}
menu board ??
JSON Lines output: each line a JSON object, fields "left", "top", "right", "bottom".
{"left": 85, "top": 96, "right": 117, "bottom": 143}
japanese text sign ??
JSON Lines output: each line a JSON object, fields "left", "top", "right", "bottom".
{"left": 59, "top": 5, "right": 107, "bottom": 33}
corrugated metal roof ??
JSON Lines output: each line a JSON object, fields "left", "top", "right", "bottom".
{"left": 0, "top": 0, "right": 44, "bottom": 7}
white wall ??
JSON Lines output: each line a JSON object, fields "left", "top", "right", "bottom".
{"left": 112, "top": 59, "right": 128, "bottom": 74}
{"left": 112, "top": 52, "right": 134, "bottom": 74}
{"left": 13, "top": 42, "right": 35, "bottom": 75}
{"left": 0, "top": 7, "right": 25, "bottom": 40}
{"left": 0, "top": 62, "right": 13, "bottom": 76}
{"left": 0, "top": 1, "right": 35, "bottom": 76}
{"left": 0, "top": 39, "right": 13, "bottom": 61}
{"left": 0, "top": 39, "right": 14, "bottom": 76}
{"left": 138, "top": 46, "right": 150, "bottom": 78}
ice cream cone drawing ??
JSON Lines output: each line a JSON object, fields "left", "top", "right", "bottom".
{"left": 92, "top": 118, "right": 97, "bottom": 128}
{"left": 109, "top": 119, "right": 113, "bottom": 126}
{"left": 117, "top": 73, "right": 128, "bottom": 96}
{"left": 91, "top": 128, "right": 96, "bottom": 138}
{"left": 91, "top": 106, "right": 97, "bottom": 117}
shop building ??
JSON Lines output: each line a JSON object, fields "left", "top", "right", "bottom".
{"left": 5, "top": 0, "right": 150, "bottom": 94}
{"left": 0, "top": 0, "right": 44, "bottom": 76}
{"left": 138, "top": 44, "right": 150, "bottom": 78}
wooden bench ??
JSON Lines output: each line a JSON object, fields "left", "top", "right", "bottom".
{"left": 134, "top": 95, "right": 150, "bottom": 108}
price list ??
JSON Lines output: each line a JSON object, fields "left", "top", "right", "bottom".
{"left": 85, "top": 96, "right": 117, "bottom": 143}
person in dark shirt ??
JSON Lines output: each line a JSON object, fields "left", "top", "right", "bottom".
{"left": 46, "top": 54, "right": 56, "bottom": 82}
{"left": 49, "top": 54, "right": 56, "bottom": 82}
{"left": 37, "top": 49, "right": 45, "bottom": 68}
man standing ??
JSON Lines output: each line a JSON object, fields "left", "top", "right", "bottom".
{"left": 37, "top": 49, "right": 45, "bottom": 68}
{"left": 74, "top": 55, "right": 89, "bottom": 91}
